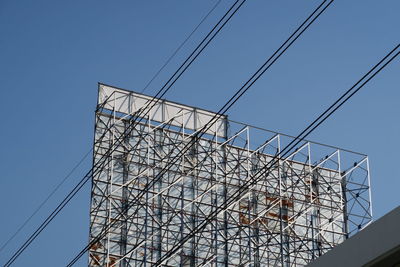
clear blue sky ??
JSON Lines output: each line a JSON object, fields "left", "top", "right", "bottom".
{"left": 0, "top": 0, "right": 399, "bottom": 266}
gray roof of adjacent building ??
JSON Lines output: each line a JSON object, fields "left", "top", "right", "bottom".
{"left": 307, "top": 206, "right": 400, "bottom": 267}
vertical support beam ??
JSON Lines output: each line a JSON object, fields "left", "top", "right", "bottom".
{"left": 245, "top": 127, "right": 253, "bottom": 266}
{"left": 120, "top": 120, "right": 129, "bottom": 267}
{"left": 366, "top": 158, "right": 373, "bottom": 222}
{"left": 222, "top": 141, "right": 228, "bottom": 267}
{"left": 156, "top": 128, "right": 163, "bottom": 262}
{"left": 340, "top": 153, "right": 349, "bottom": 240}
{"left": 106, "top": 96, "right": 117, "bottom": 267}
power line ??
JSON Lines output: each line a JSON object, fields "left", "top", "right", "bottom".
{"left": 3, "top": 1, "right": 246, "bottom": 266}
{"left": 66, "top": 1, "right": 333, "bottom": 266}
{"left": 0, "top": 149, "right": 92, "bottom": 254}
{"left": 155, "top": 43, "right": 400, "bottom": 265}
{"left": 145, "top": 0, "right": 246, "bottom": 102}
{"left": 140, "top": 0, "right": 222, "bottom": 93}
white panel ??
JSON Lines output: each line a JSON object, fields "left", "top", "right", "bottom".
{"left": 98, "top": 84, "right": 227, "bottom": 138}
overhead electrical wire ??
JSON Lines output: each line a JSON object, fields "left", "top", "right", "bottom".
{"left": 65, "top": 1, "right": 334, "bottom": 266}
{"left": 155, "top": 43, "right": 400, "bottom": 265}
{"left": 0, "top": 149, "right": 92, "bottom": 254}
{"left": 3, "top": 1, "right": 246, "bottom": 266}
{"left": 140, "top": 0, "right": 222, "bottom": 93}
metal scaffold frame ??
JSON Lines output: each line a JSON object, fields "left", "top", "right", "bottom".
{"left": 88, "top": 84, "right": 372, "bottom": 267}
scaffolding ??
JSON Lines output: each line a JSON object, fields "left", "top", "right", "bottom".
{"left": 88, "top": 84, "right": 373, "bottom": 267}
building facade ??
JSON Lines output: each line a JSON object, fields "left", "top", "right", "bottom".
{"left": 88, "top": 84, "right": 372, "bottom": 266}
